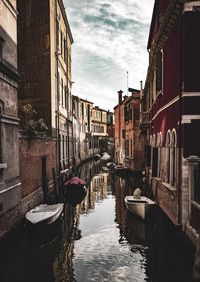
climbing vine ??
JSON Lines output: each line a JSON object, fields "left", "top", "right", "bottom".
{"left": 20, "top": 104, "right": 48, "bottom": 138}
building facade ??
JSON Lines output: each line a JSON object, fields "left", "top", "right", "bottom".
{"left": 91, "top": 106, "right": 108, "bottom": 138}
{"left": 124, "top": 88, "right": 143, "bottom": 171}
{"left": 114, "top": 90, "right": 126, "bottom": 165}
{"left": 0, "top": 0, "right": 21, "bottom": 236}
{"left": 107, "top": 111, "right": 114, "bottom": 139}
{"left": 144, "top": 0, "right": 200, "bottom": 246}
{"left": 17, "top": 0, "right": 73, "bottom": 209}
{"left": 79, "top": 98, "right": 94, "bottom": 160}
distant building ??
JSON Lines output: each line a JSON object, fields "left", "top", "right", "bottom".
{"left": 143, "top": 0, "right": 200, "bottom": 247}
{"left": 0, "top": 0, "right": 21, "bottom": 236}
{"left": 92, "top": 106, "right": 108, "bottom": 138}
{"left": 107, "top": 111, "right": 114, "bottom": 139}
{"left": 79, "top": 98, "right": 94, "bottom": 160}
{"left": 124, "top": 88, "right": 143, "bottom": 171}
{"left": 114, "top": 90, "right": 126, "bottom": 165}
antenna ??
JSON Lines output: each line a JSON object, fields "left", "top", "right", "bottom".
{"left": 126, "top": 71, "right": 129, "bottom": 96}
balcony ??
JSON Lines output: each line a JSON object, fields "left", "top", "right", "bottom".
{"left": 139, "top": 112, "right": 150, "bottom": 129}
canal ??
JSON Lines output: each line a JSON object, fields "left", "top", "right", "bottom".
{"left": 0, "top": 161, "right": 195, "bottom": 282}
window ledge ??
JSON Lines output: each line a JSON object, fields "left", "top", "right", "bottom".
{"left": 154, "top": 177, "right": 161, "bottom": 181}
{"left": 162, "top": 182, "right": 177, "bottom": 192}
{"left": 0, "top": 163, "right": 7, "bottom": 169}
{"left": 191, "top": 201, "right": 200, "bottom": 211}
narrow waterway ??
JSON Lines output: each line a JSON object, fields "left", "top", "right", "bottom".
{"left": 0, "top": 161, "right": 194, "bottom": 282}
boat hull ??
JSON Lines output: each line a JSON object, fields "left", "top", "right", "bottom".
{"left": 125, "top": 196, "right": 155, "bottom": 220}
{"left": 25, "top": 203, "right": 64, "bottom": 226}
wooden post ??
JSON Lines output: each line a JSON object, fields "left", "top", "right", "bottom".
{"left": 192, "top": 239, "right": 200, "bottom": 281}
{"left": 52, "top": 167, "right": 58, "bottom": 200}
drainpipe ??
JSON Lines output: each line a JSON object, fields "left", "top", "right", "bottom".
{"left": 55, "top": 0, "right": 61, "bottom": 175}
{"left": 178, "top": 12, "right": 183, "bottom": 225}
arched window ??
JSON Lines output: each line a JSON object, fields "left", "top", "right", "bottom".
{"left": 170, "top": 129, "right": 177, "bottom": 187}
{"left": 153, "top": 134, "right": 156, "bottom": 147}
{"left": 0, "top": 100, "right": 4, "bottom": 164}
{"left": 152, "top": 133, "right": 158, "bottom": 177}
{"left": 166, "top": 130, "right": 171, "bottom": 183}
{"left": 157, "top": 132, "right": 162, "bottom": 178}
{"left": 150, "top": 135, "right": 152, "bottom": 146}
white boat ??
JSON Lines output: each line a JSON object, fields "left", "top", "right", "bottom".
{"left": 25, "top": 203, "right": 64, "bottom": 225}
{"left": 100, "top": 152, "right": 112, "bottom": 162}
{"left": 124, "top": 196, "right": 155, "bottom": 220}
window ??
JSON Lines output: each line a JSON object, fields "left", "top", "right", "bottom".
{"left": 157, "top": 132, "right": 162, "bottom": 178}
{"left": 61, "top": 78, "right": 63, "bottom": 105}
{"left": 145, "top": 145, "right": 151, "bottom": 167}
{"left": 64, "top": 86, "right": 68, "bottom": 109}
{"left": 56, "top": 20, "right": 59, "bottom": 48}
{"left": 152, "top": 147, "right": 158, "bottom": 177}
{"left": 0, "top": 103, "right": 2, "bottom": 164}
{"left": 60, "top": 31, "right": 63, "bottom": 55}
{"left": 62, "top": 135, "right": 65, "bottom": 160}
{"left": 81, "top": 103, "right": 84, "bottom": 117}
{"left": 166, "top": 130, "right": 171, "bottom": 183}
{"left": 122, "top": 129, "right": 125, "bottom": 139}
{"left": 193, "top": 163, "right": 200, "bottom": 204}
{"left": 156, "top": 49, "right": 163, "bottom": 95}
{"left": 125, "top": 139, "right": 129, "bottom": 157}
{"left": 131, "top": 139, "right": 133, "bottom": 157}
{"left": 64, "top": 38, "right": 67, "bottom": 62}
{"left": 0, "top": 37, "right": 4, "bottom": 60}
{"left": 57, "top": 72, "right": 60, "bottom": 102}
{"left": 170, "top": 130, "right": 177, "bottom": 187}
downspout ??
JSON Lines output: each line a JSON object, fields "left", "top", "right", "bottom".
{"left": 55, "top": 0, "right": 61, "bottom": 174}
{"left": 178, "top": 12, "right": 183, "bottom": 225}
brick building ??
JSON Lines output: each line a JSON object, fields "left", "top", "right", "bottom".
{"left": 0, "top": 0, "right": 21, "bottom": 237}
{"left": 124, "top": 88, "right": 143, "bottom": 171}
{"left": 17, "top": 0, "right": 73, "bottom": 210}
{"left": 114, "top": 90, "right": 126, "bottom": 165}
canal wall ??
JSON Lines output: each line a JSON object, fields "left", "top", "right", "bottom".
{"left": 0, "top": 136, "right": 101, "bottom": 240}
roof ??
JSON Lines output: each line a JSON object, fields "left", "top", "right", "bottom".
{"left": 147, "top": 0, "right": 157, "bottom": 50}
{"left": 58, "top": 0, "right": 74, "bottom": 44}
{"left": 128, "top": 87, "right": 140, "bottom": 93}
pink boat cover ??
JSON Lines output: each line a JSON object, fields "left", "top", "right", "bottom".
{"left": 65, "top": 177, "right": 86, "bottom": 186}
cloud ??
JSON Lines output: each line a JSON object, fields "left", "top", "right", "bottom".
{"left": 64, "top": 0, "right": 154, "bottom": 110}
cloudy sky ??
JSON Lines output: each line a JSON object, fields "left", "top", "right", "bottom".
{"left": 64, "top": 0, "right": 154, "bottom": 111}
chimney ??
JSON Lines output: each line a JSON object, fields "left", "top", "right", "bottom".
{"left": 140, "top": 81, "right": 143, "bottom": 100}
{"left": 140, "top": 81, "right": 143, "bottom": 90}
{"left": 118, "top": 90, "right": 123, "bottom": 104}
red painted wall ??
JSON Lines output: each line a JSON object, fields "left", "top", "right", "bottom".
{"left": 150, "top": 16, "right": 182, "bottom": 145}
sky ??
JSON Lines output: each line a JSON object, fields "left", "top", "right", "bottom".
{"left": 64, "top": 0, "right": 155, "bottom": 111}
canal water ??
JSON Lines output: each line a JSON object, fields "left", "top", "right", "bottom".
{"left": 0, "top": 161, "right": 194, "bottom": 282}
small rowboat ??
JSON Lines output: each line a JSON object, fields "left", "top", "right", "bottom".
{"left": 25, "top": 203, "right": 64, "bottom": 225}
{"left": 124, "top": 196, "right": 155, "bottom": 220}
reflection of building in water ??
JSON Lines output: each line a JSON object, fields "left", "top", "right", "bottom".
{"left": 53, "top": 204, "right": 81, "bottom": 281}
{"left": 91, "top": 173, "right": 108, "bottom": 200}
{"left": 114, "top": 176, "right": 126, "bottom": 229}
{"left": 78, "top": 160, "right": 100, "bottom": 184}
{"left": 80, "top": 172, "right": 110, "bottom": 213}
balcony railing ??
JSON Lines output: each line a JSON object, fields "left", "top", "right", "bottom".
{"left": 139, "top": 112, "right": 150, "bottom": 128}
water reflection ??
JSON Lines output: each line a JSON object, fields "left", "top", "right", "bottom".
{"left": 0, "top": 160, "right": 194, "bottom": 282}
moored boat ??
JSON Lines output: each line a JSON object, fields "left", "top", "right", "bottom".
{"left": 64, "top": 177, "right": 86, "bottom": 193}
{"left": 113, "top": 165, "right": 129, "bottom": 176}
{"left": 64, "top": 177, "right": 87, "bottom": 205}
{"left": 25, "top": 203, "right": 64, "bottom": 226}
{"left": 94, "top": 154, "right": 101, "bottom": 161}
{"left": 124, "top": 196, "right": 155, "bottom": 220}
{"left": 100, "top": 152, "right": 112, "bottom": 163}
